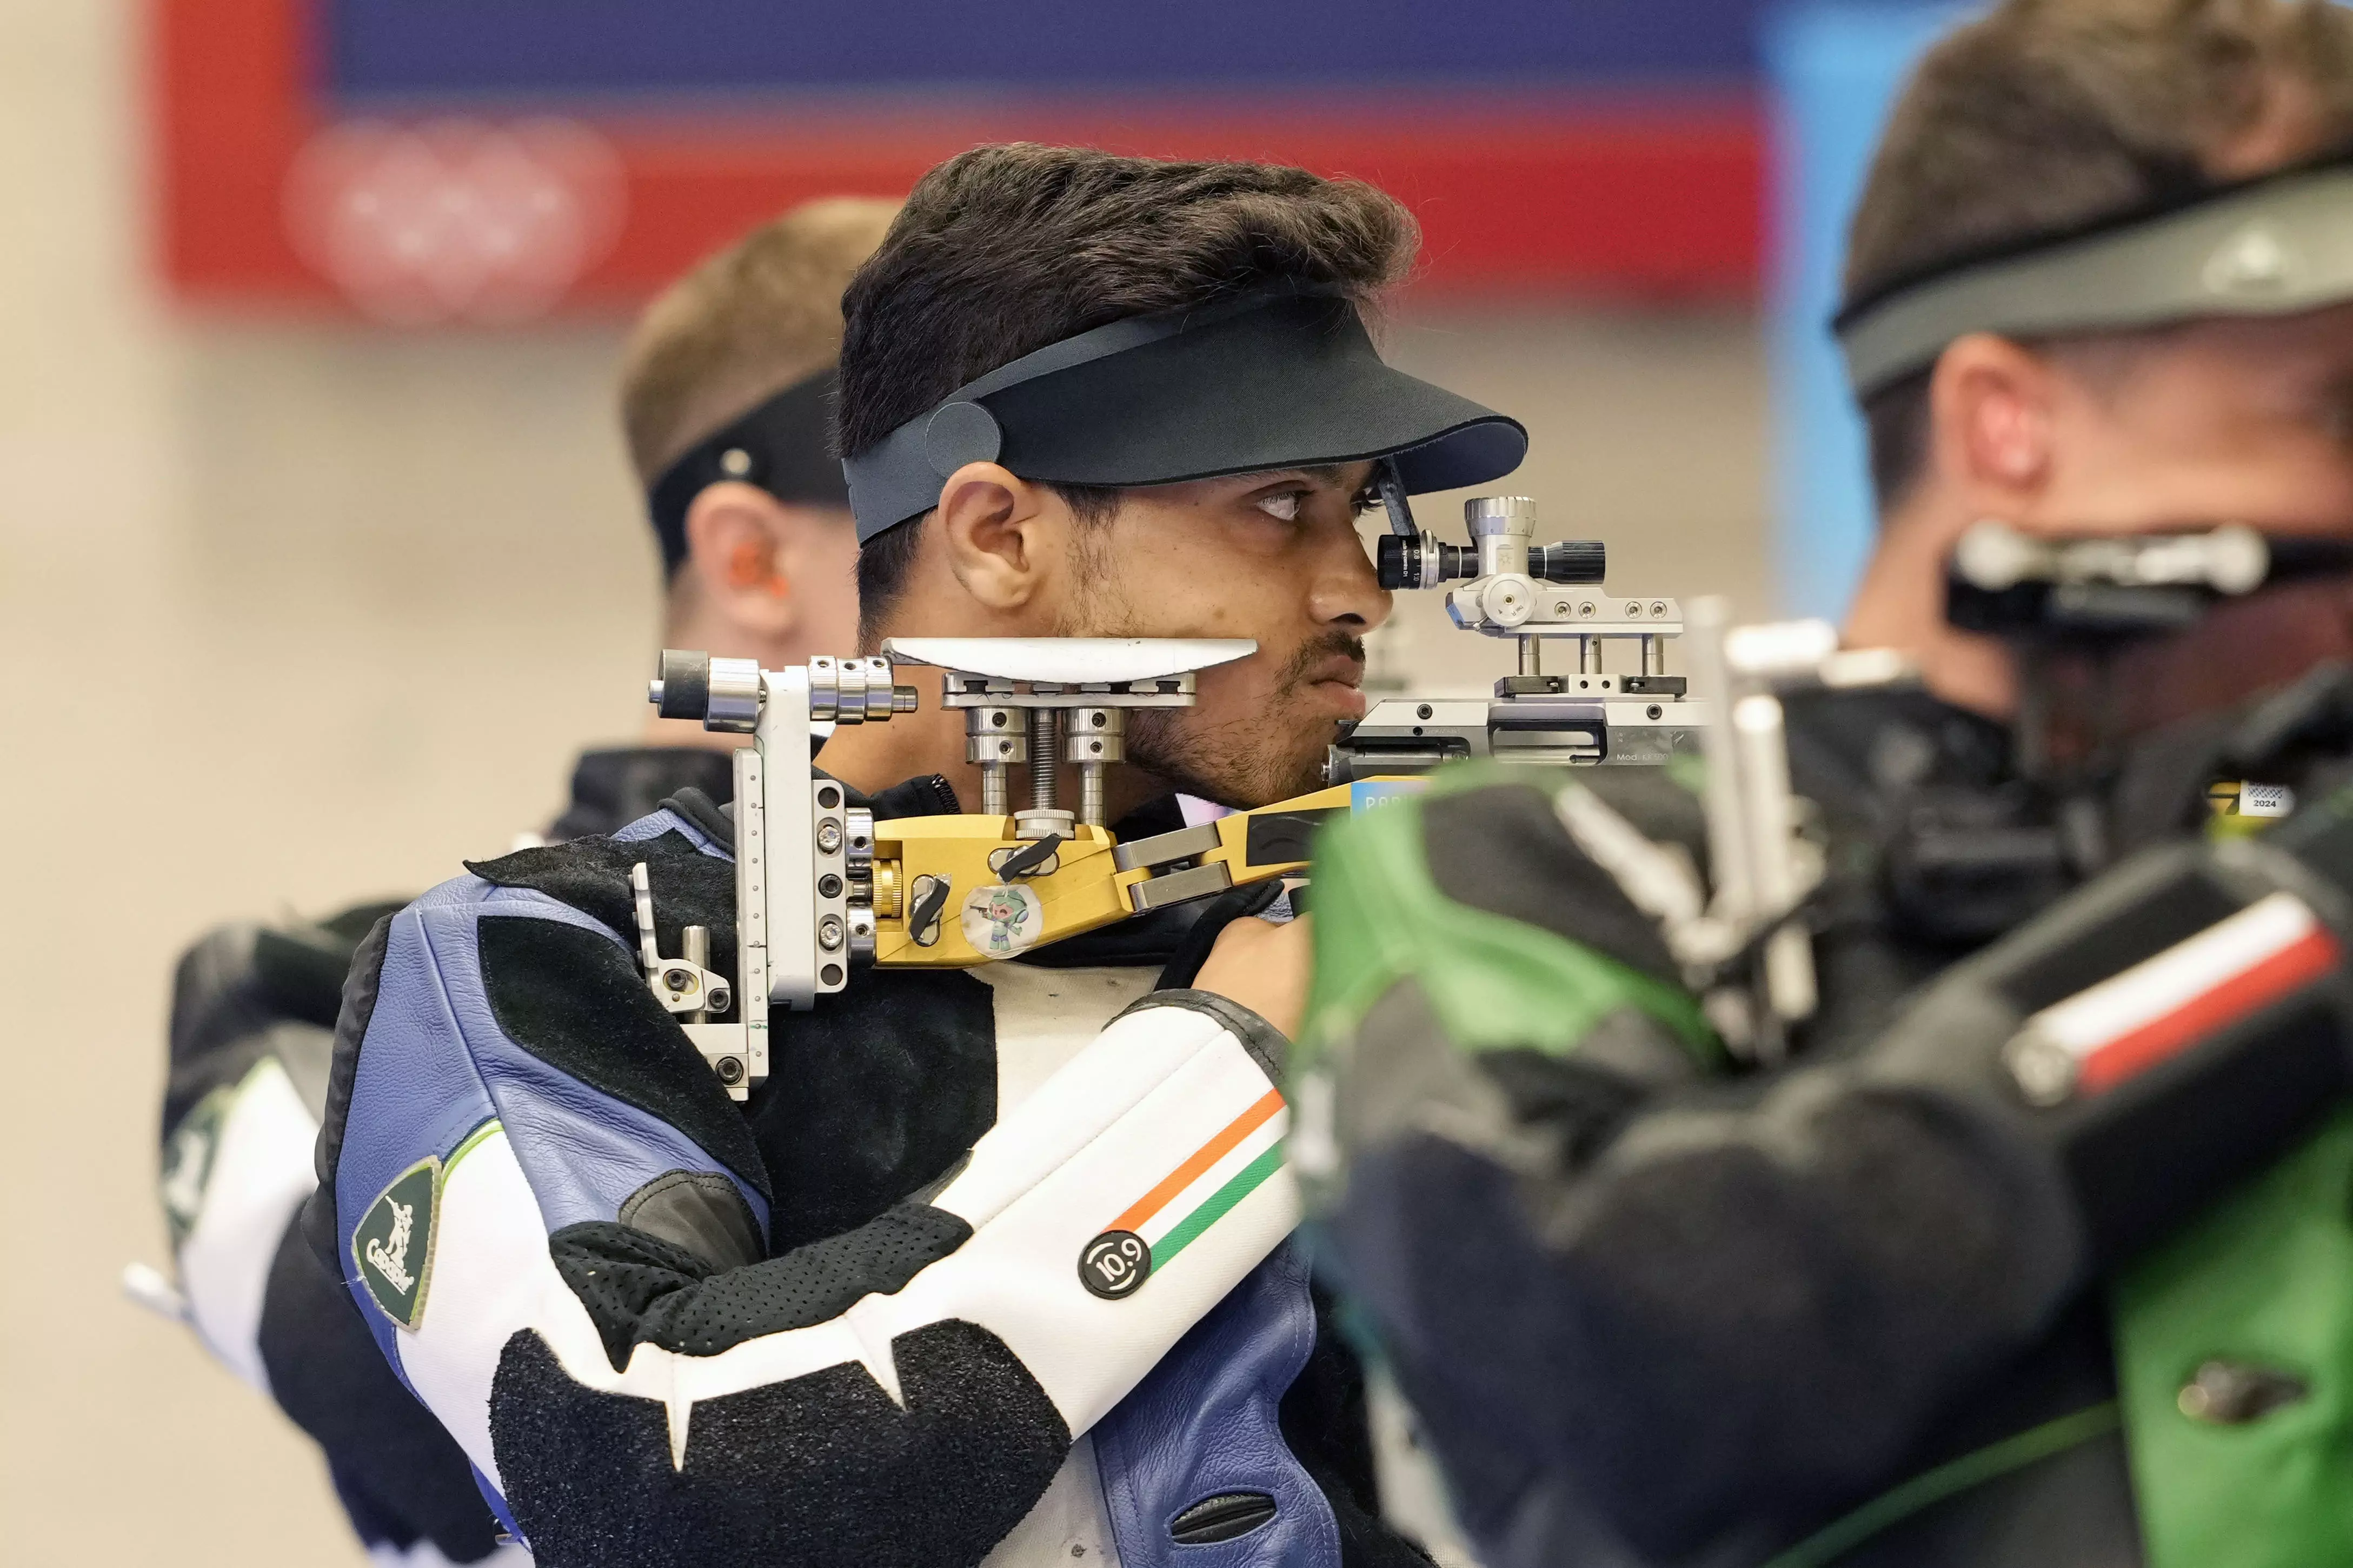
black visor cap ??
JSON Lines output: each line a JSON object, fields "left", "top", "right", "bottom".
{"left": 846, "top": 292, "right": 1526, "bottom": 540}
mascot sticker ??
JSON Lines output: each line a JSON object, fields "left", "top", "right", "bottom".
{"left": 962, "top": 882, "right": 1045, "bottom": 957}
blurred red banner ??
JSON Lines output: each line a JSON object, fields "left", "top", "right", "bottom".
{"left": 153, "top": 0, "right": 1763, "bottom": 321}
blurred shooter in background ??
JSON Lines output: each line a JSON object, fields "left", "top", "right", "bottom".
{"left": 1300, "top": 2, "right": 2353, "bottom": 1566}
{"left": 151, "top": 196, "right": 893, "bottom": 1566}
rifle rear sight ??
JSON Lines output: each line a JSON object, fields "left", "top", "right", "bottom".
{"left": 1334, "top": 496, "right": 1698, "bottom": 778}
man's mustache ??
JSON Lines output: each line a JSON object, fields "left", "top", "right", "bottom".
{"left": 1272, "top": 632, "right": 1368, "bottom": 692}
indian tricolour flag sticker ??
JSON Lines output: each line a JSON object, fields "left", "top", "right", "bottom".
{"left": 1078, "top": 1087, "right": 1287, "bottom": 1300}
{"left": 2004, "top": 891, "right": 2340, "bottom": 1106}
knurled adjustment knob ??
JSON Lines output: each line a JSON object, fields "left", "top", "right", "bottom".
{"left": 652, "top": 649, "right": 711, "bottom": 719}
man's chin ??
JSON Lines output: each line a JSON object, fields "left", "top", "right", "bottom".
{"left": 1128, "top": 703, "right": 1340, "bottom": 810}
{"left": 1238, "top": 740, "right": 1342, "bottom": 808}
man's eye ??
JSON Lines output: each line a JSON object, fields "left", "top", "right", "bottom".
{"left": 1255, "top": 491, "right": 1305, "bottom": 522}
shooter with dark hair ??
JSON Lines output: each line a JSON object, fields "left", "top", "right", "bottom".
{"left": 1304, "top": 2, "right": 2353, "bottom": 1565}
{"left": 296, "top": 144, "right": 1528, "bottom": 1567}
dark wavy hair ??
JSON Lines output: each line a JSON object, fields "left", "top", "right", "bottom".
{"left": 836, "top": 143, "right": 1417, "bottom": 644}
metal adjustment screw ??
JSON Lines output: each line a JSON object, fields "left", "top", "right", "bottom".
{"left": 1029, "top": 702, "right": 1061, "bottom": 812}
{"left": 704, "top": 656, "right": 762, "bottom": 731}
{"left": 714, "top": 1056, "right": 746, "bottom": 1086}
{"left": 1065, "top": 705, "right": 1126, "bottom": 826}
{"left": 817, "top": 915, "right": 845, "bottom": 951}
{"left": 808, "top": 656, "right": 841, "bottom": 721}
{"left": 967, "top": 705, "right": 1025, "bottom": 817}
{"left": 817, "top": 873, "right": 843, "bottom": 898}
{"left": 1015, "top": 806, "right": 1078, "bottom": 842}
{"left": 816, "top": 820, "right": 843, "bottom": 854}
{"left": 1479, "top": 574, "right": 1534, "bottom": 628}
{"left": 1652, "top": 602, "right": 1670, "bottom": 617}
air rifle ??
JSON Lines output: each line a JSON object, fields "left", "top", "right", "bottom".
{"left": 630, "top": 496, "right": 1759, "bottom": 1097}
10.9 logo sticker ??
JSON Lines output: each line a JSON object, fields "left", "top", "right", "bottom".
{"left": 1078, "top": 1230, "right": 1151, "bottom": 1300}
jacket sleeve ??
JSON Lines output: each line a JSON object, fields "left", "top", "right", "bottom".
{"left": 160, "top": 917, "right": 509, "bottom": 1565}
{"left": 161, "top": 923, "right": 338, "bottom": 1393}
{"left": 324, "top": 870, "right": 1300, "bottom": 1568}
{"left": 1315, "top": 994, "right": 2085, "bottom": 1561}
{"left": 1303, "top": 773, "right": 2352, "bottom": 1562}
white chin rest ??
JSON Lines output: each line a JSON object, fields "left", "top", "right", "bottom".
{"left": 882, "top": 637, "right": 1256, "bottom": 686}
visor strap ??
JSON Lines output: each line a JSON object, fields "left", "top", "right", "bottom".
{"left": 1376, "top": 456, "right": 1419, "bottom": 538}
{"left": 646, "top": 368, "right": 845, "bottom": 576}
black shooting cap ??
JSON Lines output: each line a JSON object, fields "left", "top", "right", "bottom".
{"left": 842, "top": 287, "right": 1528, "bottom": 542}
{"left": 646, "top": 368, "right": 850, "bottom": 575}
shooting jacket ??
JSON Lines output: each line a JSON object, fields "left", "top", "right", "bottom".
{"left": 164, "top": 756, "right": 1421, "bottom": 1568}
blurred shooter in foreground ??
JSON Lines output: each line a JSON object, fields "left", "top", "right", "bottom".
{"left": 152, "top": 196, "right": 893, "bottom": 1566}
{"left": 1300, "top": 2, "right": 2353, "bottom": 1565}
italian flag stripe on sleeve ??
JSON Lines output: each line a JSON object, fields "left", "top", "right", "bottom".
{"left": 1107, "top": 1087, "right": 1287, "bottom": 1268}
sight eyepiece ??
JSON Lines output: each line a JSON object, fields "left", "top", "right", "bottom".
{"left": 1375, "top": 531, "right": 1606, "bottom": 590}
{"left": 1377, "top": 532, "right": 1477, "bottom": 590}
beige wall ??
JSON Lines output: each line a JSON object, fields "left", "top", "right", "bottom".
{"left": 0, "top": 1, "right": 1770, "bottom": 1560}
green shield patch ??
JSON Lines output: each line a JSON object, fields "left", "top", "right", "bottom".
{"left": 353, "top": 1156, "right": 440, "bottom": 1331}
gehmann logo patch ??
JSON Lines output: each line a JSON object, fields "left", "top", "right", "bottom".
{"left": 353, "top": 1157, "right": 439, "bottom": 1331}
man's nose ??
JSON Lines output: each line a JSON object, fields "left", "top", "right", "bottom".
{"left": 1312, "top": 523, "right": 1393, "bottom": 630}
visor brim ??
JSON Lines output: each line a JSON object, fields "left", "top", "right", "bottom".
{"left": 846, "top": 292, "right": 1526, "bottom": 539}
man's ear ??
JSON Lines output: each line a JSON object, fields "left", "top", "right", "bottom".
{"left": 933, "top": 461, "right": 1063, "bottom": 612}
{"left": 1926, "top": 332, "right": 2059, "bottom": 506}
{"left": 682, "top": 481, "right": 802, "bottom": 638}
